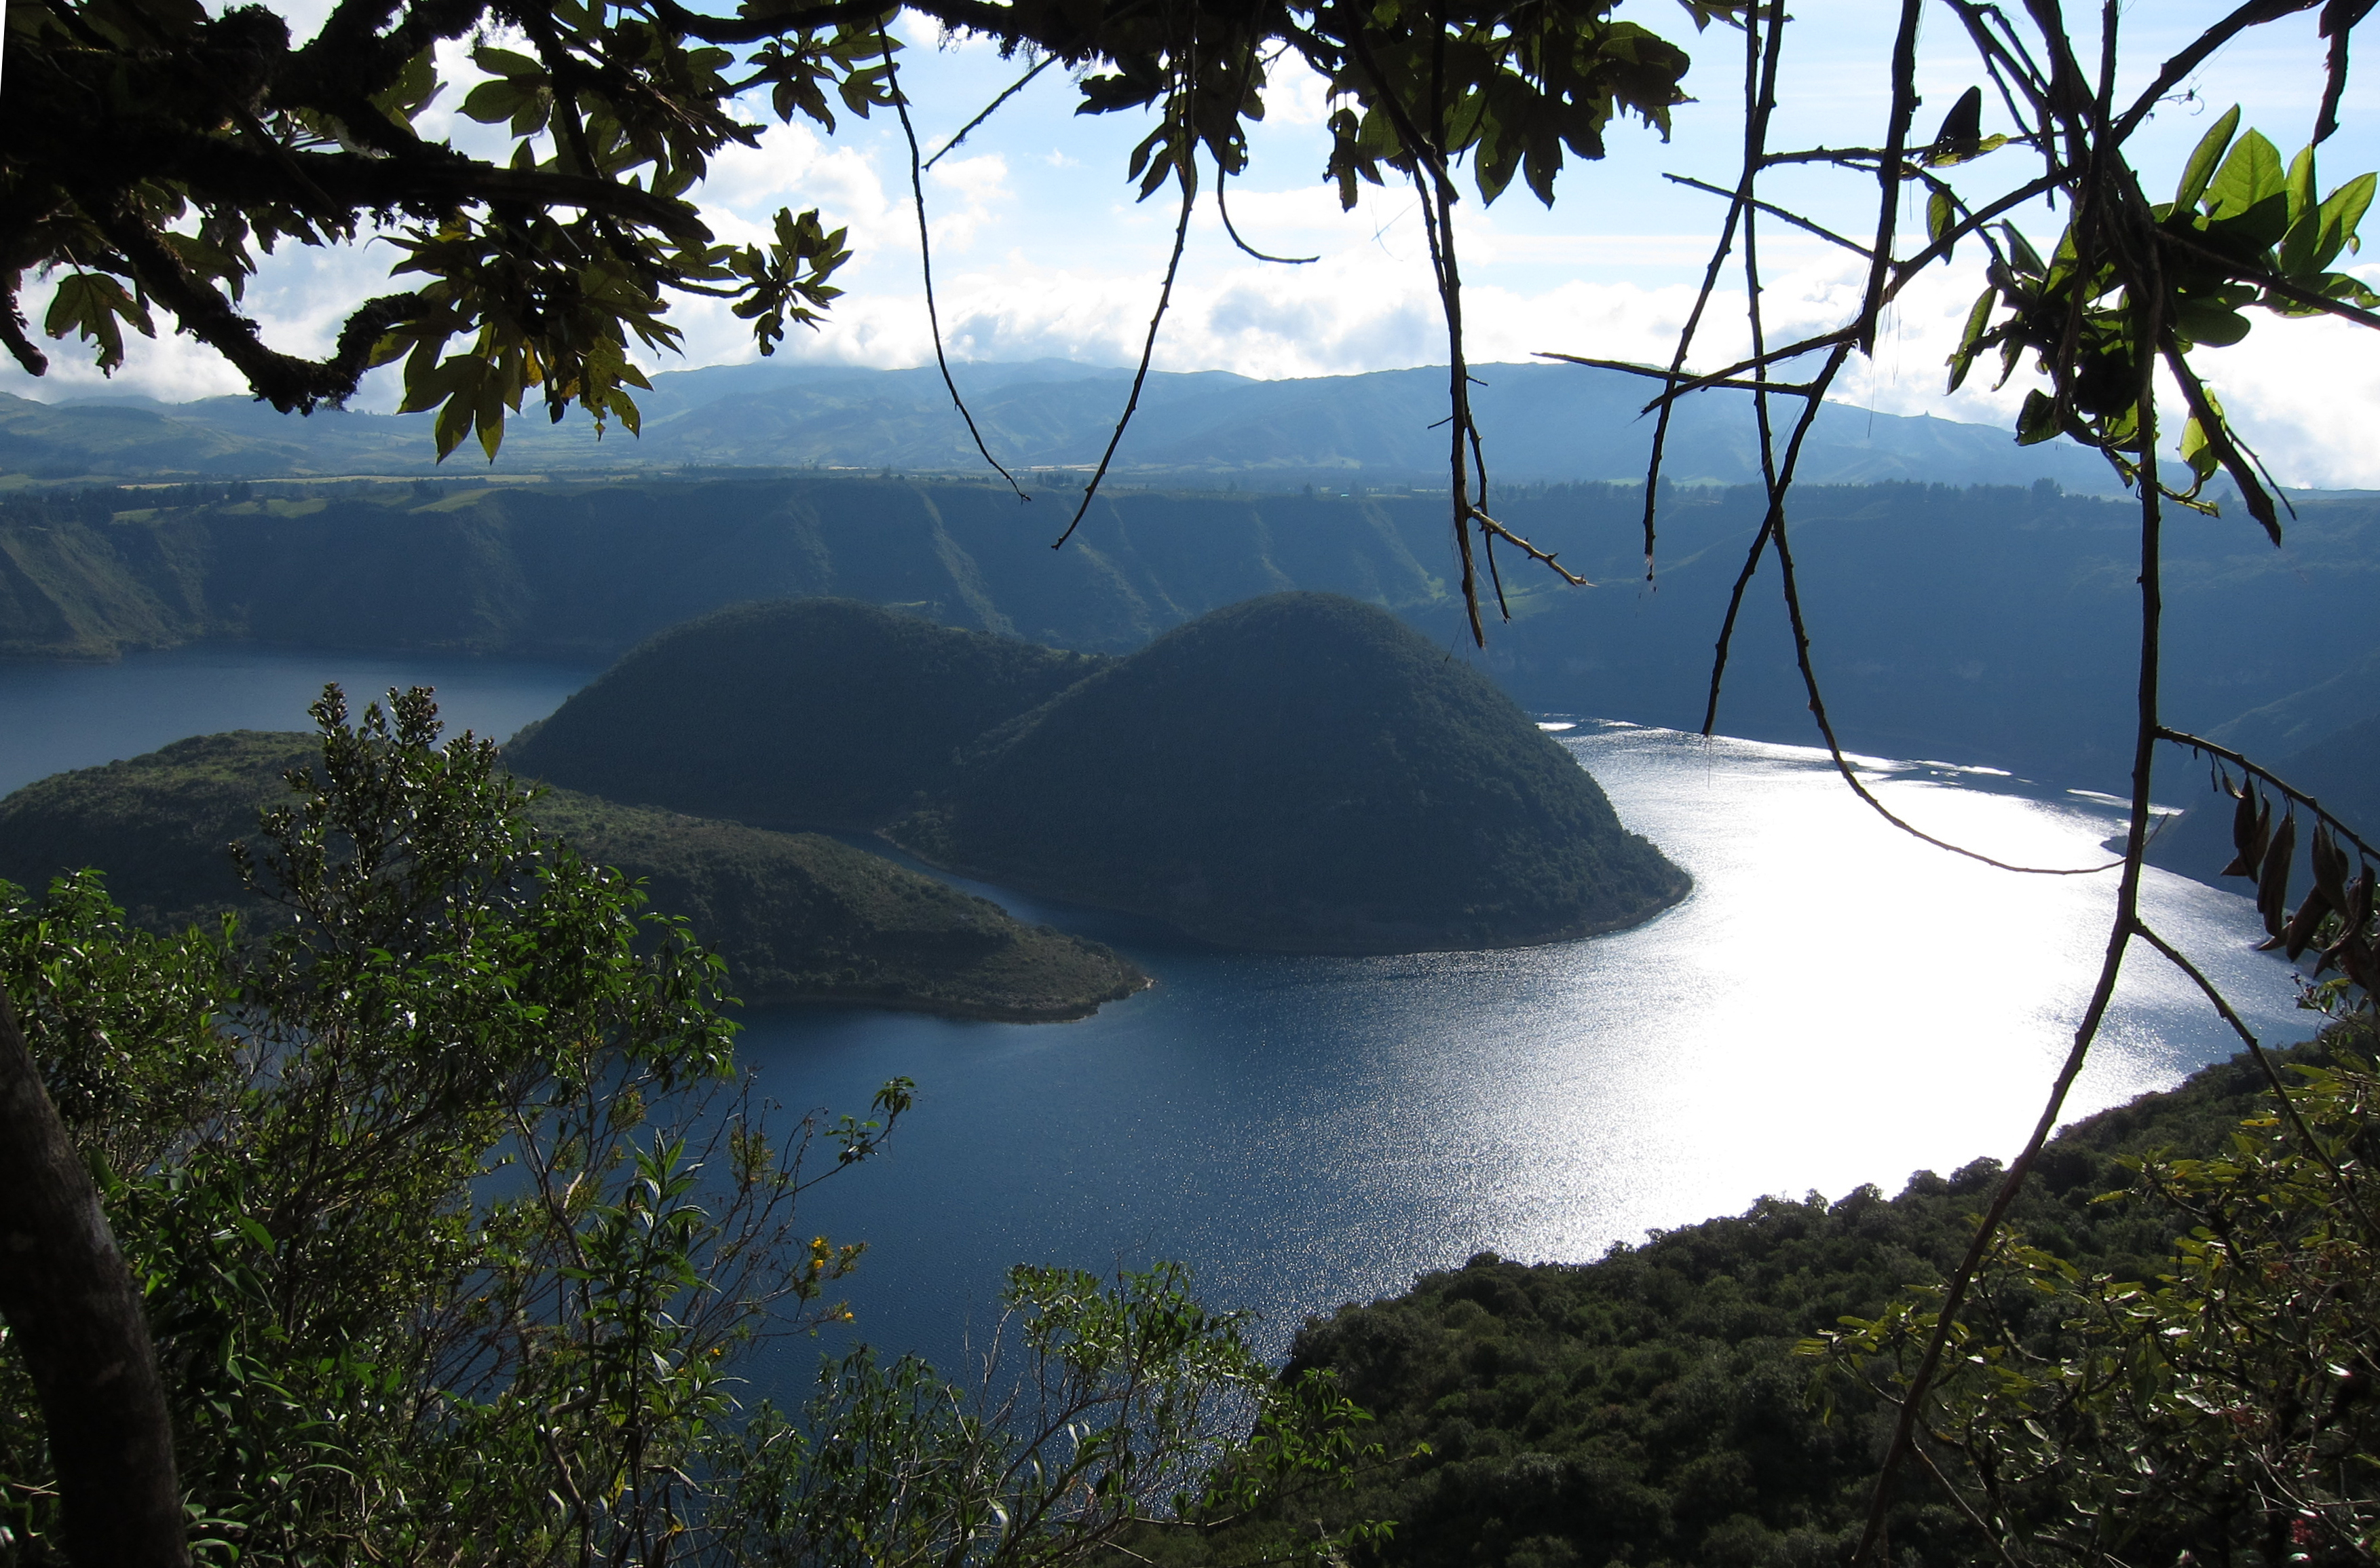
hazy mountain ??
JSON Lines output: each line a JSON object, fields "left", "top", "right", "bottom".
{"left": 8, "top": 475, "right": 2376, "bottom": 800}
{"left": 3, "top": 358, "right": 2126, "bottom": 492}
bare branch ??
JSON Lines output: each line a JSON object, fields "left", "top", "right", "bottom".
{"left": 1663, "top": 172, "right": 1874, "bottom": 257}
{"left": 887, "top": 42, "right": 1031, "bottom": 502}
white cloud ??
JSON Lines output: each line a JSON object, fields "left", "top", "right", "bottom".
{"left": 9, "top": 0, "right": 2377, "bottom": 491}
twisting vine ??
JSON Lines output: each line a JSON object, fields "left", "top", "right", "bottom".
{"left": 885, "top": 40, "right": 1033, "bottom": 502}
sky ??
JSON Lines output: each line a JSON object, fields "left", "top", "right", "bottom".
{"left": 10, "top": 0, "right": 2380, "bottom": 483}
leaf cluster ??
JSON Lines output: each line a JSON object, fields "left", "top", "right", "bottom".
{"left": 1942, "top": 108, "right": 2377, "bottom": 528}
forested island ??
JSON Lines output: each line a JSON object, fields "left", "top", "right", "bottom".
{"left": 0, "top": 730, "right": 1146, "bottom": 1021}
{"left": 509, "top": 593, "right": 1688, "bottom": 953}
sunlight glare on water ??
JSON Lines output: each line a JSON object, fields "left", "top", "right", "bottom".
{"left": 752, "top": 720, "right": 2308, "bottom": 1378}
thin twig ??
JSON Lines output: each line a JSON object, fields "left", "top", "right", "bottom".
{"left": 1909, "top": 1440, "right": 2031, "bottom": 1568}
{"left": 1859, "top": 0, "right": 1925, "bottom": 354}
{"left": 1533, "top": 352, "right": 1816, "bottom": 396}
{"left": 2132, "top": 918, "right": 2380, "bottom": 1238}
{"left": 1631, "top": 0, "right": 1786, "bottom": 580}
{"left": 924, "top": 54, "right": 1055, "bottom": 171}
{"left": 1215, "top": 162, "right": 1319, "bottom": 263}
{"left": 1631, "top": 330, "right": 1858, "bottom": 414}
{"left": 2155, "top": 728, "right": 2380, "bottom": 863}
{"left": 1663, "top": 172, "right": 1874, "bottom": 257}
{"left": 1760, "top": 371, "right": 2130, "bottom": 876}
{"left": 1052, "top": 132, "right": 1198, "bottom": 549}
{"left": 1469, "top": 507, "right": 1586, "bottom": 585}
{"left": 886, "top": 43, "right": 1030, "bottom": 502}
{"left": 1857, "top": 98, "right": 2174, "bottom": 1562}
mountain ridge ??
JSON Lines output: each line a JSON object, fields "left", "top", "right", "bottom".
{"left": 3, "top": 359, "right": 2125, "bottom": 492}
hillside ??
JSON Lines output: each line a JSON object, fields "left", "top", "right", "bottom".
{"left": 504, "top": 599, "right": 1108, "bottom": 830}
{"left": 0, "top": 732, "right": 1146, "bottom": 1021}
{"left": 8, "top": 477, "right": 2380, "bottom": 791}
{"left": 1138, "top": 1034, "right": 2356, "bottom": 1568}
{"left": 0, "top": 360, "right": 2121, "bottom": 492}
{"left": 895, "top": 594, "right": 1690, "bottom": 953}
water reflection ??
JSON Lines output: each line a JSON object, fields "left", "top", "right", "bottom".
{"left": 749, "top": 722, "right": 2305, "bottom": 1388}
{"left": 0, "top": 652, "right": 2309, "bottom": 1395}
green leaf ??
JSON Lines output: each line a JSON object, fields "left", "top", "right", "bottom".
{"left": 1999, "top": 223, "right": 2046, "bottom": 279}
{"left": 2286, "top": 143, "right": 2317, "bottom": 227}
{"left": 2175, "top": 105, "right": 2241, "bottom": 212}
{"left": 2016, "top": 389, "right": 2062, "bottom": 446}
{"left": 43, "top": 270, "right": 156, "bottom": 373}
{"left": 461, "top": 77, "right": 535, "bottom": 126}
{"left": 1927, "top": 188, "right": 1954, "bottom": 252}
{"left": 472, "top": 45, "right": 542, "bottom": 79}
{"left": 2311, "top": 170, "right": 2375, "bottom": 271}
{"left": 2179, "top": 411, "right": 2220, "bottom": 484}
{"left": 2207, "top": 130, "right": 2288, "bottom": 244}
{"left": 1945, "top": 284, "right": 1997, "bottom": 393}
{"left": 2174, "top": 297, "right": 2252, "bottom": 347}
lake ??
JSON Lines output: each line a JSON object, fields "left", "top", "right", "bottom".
{"left": 0, "top": 646, "right": 2310, "bottom": 1393}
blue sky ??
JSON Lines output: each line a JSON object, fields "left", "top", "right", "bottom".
{"left": 10, "top": 0, "right": 2379, "bottom": 483}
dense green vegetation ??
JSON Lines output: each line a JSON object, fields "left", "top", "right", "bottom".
{"left": 0, "top": 691, "right": 1351, "bottom": 1565}
{"left": 899, "top": 593, "right": 1686, "bottom": 952}
{"left": 0, "top": 729, "right": 1144, "bottom": 1020}
{"left": 7, "top": 476, "right": 2377, "bottom": 794}
{"left": 1134, "top": 1034, "right": 2373, "bottom": 1568}
{"left": 506, "top": 599, "right": 1109, "bottom": 832}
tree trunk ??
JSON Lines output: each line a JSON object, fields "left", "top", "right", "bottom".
{"left": 0, "top": 988, "right": 189, "bottom": 1567}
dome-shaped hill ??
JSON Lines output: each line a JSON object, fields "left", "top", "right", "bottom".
{"left": 894, "top": 592, "right": 1689, "bottom": 953}
{"left": 0, "top": 732, "right": 1145, "bottom": 1021}
{"left": 505, "top": 599, "right": 1110, "bottom": 829}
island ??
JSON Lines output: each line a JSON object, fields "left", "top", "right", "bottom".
{"left": 514, "top": 591, "right": 1689, "bottom": 954}
{"left": 0, "top": 731, "right": 1148, "bottom": 1022}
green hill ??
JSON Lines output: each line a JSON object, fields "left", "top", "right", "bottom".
{"left": 894, "top": 593, "right": 1689, "bottom": 953}
{"left": 0, "top": 732, "right": 1146, "bottom": 1021}
{"left": 504, "top": 599, "right": 1110, "bottom": 829}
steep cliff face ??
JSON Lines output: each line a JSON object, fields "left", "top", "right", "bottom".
{"left": 892, "top": 593, "right": 1689, "bottom": 953}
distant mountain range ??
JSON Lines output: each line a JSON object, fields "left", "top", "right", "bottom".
{"left": 0, "top": 358, "right": 2139, "bottom": 492}
{"left": 12, "top": 472, "right": 2379, "bottom": 811}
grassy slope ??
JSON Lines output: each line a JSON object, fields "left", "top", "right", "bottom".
{"left": 1134, "top": 1041, "right": 2346, "bottom": 1568}
{"left": 900, "top": 593, "right": 1689, "bottom": 953}
{"left": 0, "top": 732, "right": 1145, "bottom": 1022}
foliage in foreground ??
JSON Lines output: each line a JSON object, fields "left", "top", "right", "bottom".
{"left": 0, "top": 686, "right": 1365, "bottom": 1565}
{"left": 0, "top": 727, "right": 1146, "bottom": 1020}
{"left": 1819, "top": 1051, "right": 2380, "bottom": 1567}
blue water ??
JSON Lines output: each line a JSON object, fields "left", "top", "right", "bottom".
{"left": 0, "top": 650, "right": 2311, "bottom": 1396}
{"left": 0, "top": 644, "right": 600, "bottom": 797}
